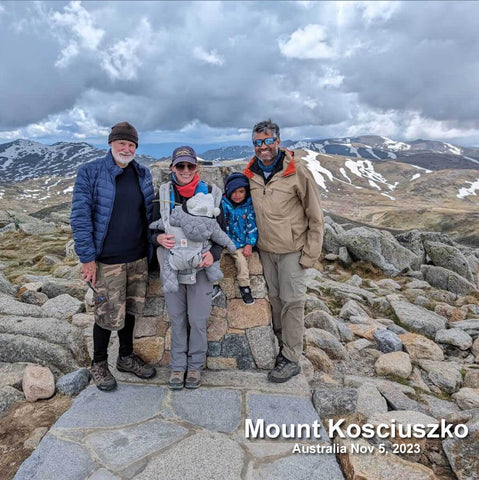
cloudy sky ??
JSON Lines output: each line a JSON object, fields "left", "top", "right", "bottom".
{"left": 1, "top": 0, "right": 479, "bottom": 148}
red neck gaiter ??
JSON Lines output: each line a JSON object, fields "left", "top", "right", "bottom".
{"left": 176, "top": 173, "right": 200, "bottom": 198}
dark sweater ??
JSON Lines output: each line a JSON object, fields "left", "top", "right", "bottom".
{"left": 98, "top": 163, "right": 148, "bottom": 264}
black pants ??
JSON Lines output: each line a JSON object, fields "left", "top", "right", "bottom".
{"left": 93, "top": 313, "right": 135, "bottom": 364}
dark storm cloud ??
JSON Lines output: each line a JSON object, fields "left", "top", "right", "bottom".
{"left": 0, "top": 1, "right": 478, "bottom": 142}
{"left": 0, "top": 3, "right": 82, "bottom": 128}
{"left": 337, "top": 2, "right": 479, "bottom": 126}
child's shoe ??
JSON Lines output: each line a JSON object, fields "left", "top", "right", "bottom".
{"left": 239, "top": 286, "right": 255, "bottom": 305}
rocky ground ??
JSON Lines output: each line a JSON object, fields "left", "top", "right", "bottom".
{"left": 0, "top": 202, "right": 478, "bottom": 479}
{"left": 0, "top": 395, "right": 72, "bottom": 479}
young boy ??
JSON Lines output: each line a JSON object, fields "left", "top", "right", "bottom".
{"left": 221, "top": 172, "right": 258, "bottom": 305}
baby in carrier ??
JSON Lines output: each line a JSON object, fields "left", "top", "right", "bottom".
{"left": 149, "top": 192, "right": 236, "bottom": 293}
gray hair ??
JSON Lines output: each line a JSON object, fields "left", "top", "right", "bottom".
{"left": 252, "top": 119, "right": 280, "bottom": 140}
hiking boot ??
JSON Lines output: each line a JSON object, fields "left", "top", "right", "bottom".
{"left": 185, "top": 370, "right": 201, "bottom": 389}
{"left": 275, "top": 352, "right": 285, "bottom": 367}
{"left": 239, "top": 286, "right": 255, "bottom": 305}
{"left": 116, "top": 353, "right": 156, "bottom": 379}
{"left": 168, "top": 371, "right": 185, "bottom": 390}
{"left": 267, "top": 357, "right": 301, "bottom": 383}
{"left": 90, "top": 361, "right": 117, "bottom": 391}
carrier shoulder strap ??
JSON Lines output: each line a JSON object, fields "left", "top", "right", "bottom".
{"left": 160, "top": 181, "right": 221, "bottom": 218}
{"left": 210, "top": 183, "right": 222, "bottom": 209}
{"left": 159, "top": 182, "right": 172, "bottom": 224}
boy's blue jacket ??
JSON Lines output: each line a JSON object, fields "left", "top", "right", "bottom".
{"left": 70, "top": 150, "right": 154, "bottom": 263}
{"left": 221, "top": 195, "right": 258, "bottom": 249}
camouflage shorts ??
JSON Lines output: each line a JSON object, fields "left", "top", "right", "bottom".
{"left": 94, "top": 257, "right": 148, "bottom": 330}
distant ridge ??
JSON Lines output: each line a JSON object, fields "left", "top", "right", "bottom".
{"left": 199, "top": 135, "right": 479, "bottom": 170}
{"left": 1, "top": 135, "right": 478, "bottom": 186}
{"left": 0, "top": 139, "right": 156, "bottom": 185}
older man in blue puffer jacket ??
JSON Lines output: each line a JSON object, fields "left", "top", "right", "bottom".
{"left": 71, "top": 121, "right": 156, "bottom": 391}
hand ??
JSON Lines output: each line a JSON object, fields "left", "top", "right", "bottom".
{"left": 157, "top": 233, "right": 176, "bottom": 249}
{"left": 243, "top": 244, "right": 253, "bottom": 258}
{"left": 199, "top": 251, "right": 214, "bottom": 268}
{"left": 81, "top": 261, "right": 97, "bottom": 287}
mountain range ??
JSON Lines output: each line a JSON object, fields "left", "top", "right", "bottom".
{"left": 201, "top": 135, "right": 479, "bottom": 170}
{"left": 0, "top": 135, "right": 478, "bottom": 244}
{"left": 0, "top": 139, "right": 157, "bottom": 185}
{"left": 1, "top": 136, "right": 479, "bottom": 186}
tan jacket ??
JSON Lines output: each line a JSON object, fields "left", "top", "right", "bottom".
{"left": 243, "top": 149, "right": 324, "bottom": 268}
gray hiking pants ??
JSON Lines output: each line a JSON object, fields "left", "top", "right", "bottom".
{"left": 164, "top": 270, "right": 213, "bottom": 371}
{"left": 259, "top": 250, "right": 307, "bottom": 363}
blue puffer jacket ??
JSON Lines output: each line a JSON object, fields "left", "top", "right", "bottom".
{"left": 70, "top": 150, "right": 154, "bottom": 263}
{"left": 221, "top": 195, "right": 258, "bottom": 249}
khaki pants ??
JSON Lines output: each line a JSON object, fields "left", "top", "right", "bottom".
{"left": 94, "top": 257, "right": 148, "bottom": 331}
{"left": 231, "top": 248, "right": 251, "bottom": 287}
{"left": 259, "top": 250, "right": 307, "bottom": 363}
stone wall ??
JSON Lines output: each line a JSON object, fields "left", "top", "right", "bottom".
{"left": 133, "top": 251, "right": 278, "bottom": 370}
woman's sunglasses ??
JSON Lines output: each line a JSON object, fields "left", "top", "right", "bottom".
{"left": 252, "top": 137, "right": 277, "bottom": 148}
{"left": 175, "top": 162, "right": 197, "bottom": 171}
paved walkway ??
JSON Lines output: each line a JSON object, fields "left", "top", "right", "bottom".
{"left": 14, "top": 368, "right": 345, "bottom": 480}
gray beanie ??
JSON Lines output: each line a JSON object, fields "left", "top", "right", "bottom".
{"left": 108, "top": 122, "right": 138, "bottom": 147}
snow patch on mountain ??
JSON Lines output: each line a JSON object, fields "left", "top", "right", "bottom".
{"left": 291, "top": 140, "right": 326, "bottom": 153}
{"left": 411, "top": 164, "right": 433, "bottom": 173}
{"left": 411, "top": 174, "right": 421, "bottom": 181}
{"left": 444, "top": 143, "right": 462, "bottom": 156}
{"left": 365, "top": 148, "right": 381, "bottom": 160}
{"left": 303, "top": 149, "right": 384, "bottom": 192}
{"left": 346, "top": 145, "right": 359, "bottom": 157}
{"left": 303, "top": 150, "right": 334, "bottom": 191}
{"left": 339, "top": 167, "right": 352, "bottom": 183}
{"left": 344, "top": 158, "right": 396, "bottom": 192}
{"left": 457, "top": 178, "right": 479, "bottom": 199}
{"left": 381, "top": 192, "right": 396, "bottom": 200}
{"left": 463, "top": 156, "right": 479, "bottom": 165}
{"left": 0, "top": 157, "right": 14, "bottom": 170}
{"left": 46, "top": 179, "right": 62, "bottom": 191}
{"left": 380, "top": 136, "right": 411, "bottom": 151}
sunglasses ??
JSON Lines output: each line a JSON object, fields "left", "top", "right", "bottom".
{"left": 175, "top": 162, "right": 197, "bottom": 171}
{"left": 252, "top": 137, "right": 277, "bottom": 148}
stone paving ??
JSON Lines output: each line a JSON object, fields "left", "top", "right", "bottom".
{"left": 14, "top": 368, "right": 345, "bottom": 480}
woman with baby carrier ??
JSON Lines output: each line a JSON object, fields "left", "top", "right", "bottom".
{"left": 150, "top": 146, "right": 225, "bottom": 390}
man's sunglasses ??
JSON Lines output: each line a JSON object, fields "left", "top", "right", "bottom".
{"left": 253, "top": 137, "right": 277, "bottom": 148}
{"left": 175, "top": 162, "right": 197, "bottom": 171}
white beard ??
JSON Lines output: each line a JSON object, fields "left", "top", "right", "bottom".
{"left": 112, "top": 151, "right": 135, "bottom": 166}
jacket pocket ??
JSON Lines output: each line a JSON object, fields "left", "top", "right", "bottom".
{"left": 266, "top": 185, "right": 295, "bottom": 217}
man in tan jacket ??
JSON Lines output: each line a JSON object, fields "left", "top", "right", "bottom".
{"left": 244, "top": 119, "right": 324, "bottom": 382}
